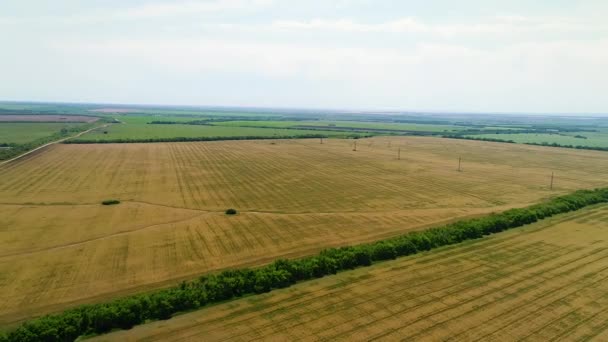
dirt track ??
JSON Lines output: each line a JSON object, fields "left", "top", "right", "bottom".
{"left": 0, "top": 124, "right": 108, "bottom": 166}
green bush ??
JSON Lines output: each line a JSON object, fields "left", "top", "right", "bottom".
{"left": 225, "top": 208, "right": 237, "bottom": 215}
{"left": 101, "top": 199, "right": 120, "bottom": 206}
{"left": 3, "top": 188, "right": 608, "bottom": 342}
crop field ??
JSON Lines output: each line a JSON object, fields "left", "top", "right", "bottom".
{"left": 72, "top": 123, "right": 357, "bottom": 141}
{"left": 1, "top": 137, "right": 608, "bottom": 326}
{"left": 469, "top": 131, "right": 608, "bottom": 148}
{"left": 87, "top": 108, "right": 284, "bottom": 118}
{"left": 93, "top": 204, "right": 608, "bottom": 342}
{"left": 212, "top": 120, "right": 466, "bottom": 133}
{"left": 0, "top": 123, "right": 86, "bottom": 144}
{"left": 0, "top": 115, "right": 98, "bottom": 123}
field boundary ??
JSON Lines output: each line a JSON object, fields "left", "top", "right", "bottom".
{"left": 3, "top": 188, "right": 608, "bottom": 342}
{"left": 63, "top": 133, "right": 334, "bottom": 144}
{"left": 443, "top": 134, "right": 608, "bottom": 152}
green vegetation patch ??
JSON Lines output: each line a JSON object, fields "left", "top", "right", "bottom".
{"left": 0, "top": 123, "right": 95, "bottom": 161}
{"left": 212, "top": 120, "right": 465, "bottom": 133}
{"left": 466, "top": 132, "right": 608, "bottom": 148}
{"left": 0, "top": 123, "right": 85, "bottom": 144}
{"left": 70, "top": 123, "right": 363, "bottom": 142}
{"left": 101, "top": 199, "right": 120, "bottom": 206}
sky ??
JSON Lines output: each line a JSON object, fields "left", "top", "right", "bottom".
{"left": 1, "top": 0, "right": 607, "bottom": 113}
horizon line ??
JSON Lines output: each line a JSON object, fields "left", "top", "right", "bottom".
{"left": 1, "top": 99, "right": 607, "bottom": 118}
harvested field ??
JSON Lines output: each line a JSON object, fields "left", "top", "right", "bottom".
{"left": 1, "top": 137, "right": 608, "bottom": 326}
{"left": 93, "top": 204, "right": 608, "bottom": 342}
{"left": 0, "top": 115, "right": 98, "bottom": 123}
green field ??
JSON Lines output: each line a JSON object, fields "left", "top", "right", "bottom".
{"left": 97, "top": 109, "right": 284, "bottom": 118}
{"left": 0, "top": 123, "right": 85, "bottom": 144}
{"left": 468, "top": 131, "right": 608, "bottom": 148}
{"left": 110, "top": 115, "right": 196, "bottom": 124}
{"left": 73, "top": 123, "right": 361, "bottom": 141}
{"left": 213, "top": 120, "right": 465, "bottom": 133}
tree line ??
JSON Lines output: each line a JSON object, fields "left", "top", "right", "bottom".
{"left": 3, "top": 188, "right": 608, "bottom": 341}
{"left": 63, "top": 134, "right": 330, "bottom": 144}
{"left": 147, "top": 120, "right": 213, "bottom": 125}
{"left": 444, "top": 135, "right": 608, "bottom": 152}
{"left": 443, "top": 135, "right": 516, "bottom": 144}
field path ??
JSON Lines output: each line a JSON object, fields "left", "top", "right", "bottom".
{"left": 0, "top": 124, "right": 108, "bottom": 166}
{"left": 0, "top": 210, "right": 208, "bottom": 259}
{"left": 0, "top": 203, "right": 520, "bottom": 261}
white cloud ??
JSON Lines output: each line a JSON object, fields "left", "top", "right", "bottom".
{"left": 51, "top": 36, "right": 608, "bottom": 83}
{"left": 116, "top": 0, "right": 273, "bottom": 19}
{"left": 269, "top": 16, "right": 608, "bottom": 37}
{"left": 42, "top": 35, "right": 608, "bottom": 111}
{"left": 272, "top": 18, "right": 426, "bottom": 33}
{"left": 0, "top": 0, "right": 274, "bottom": 25}
{"left": 2, "top": 1, "right": 608, "bottom": 112}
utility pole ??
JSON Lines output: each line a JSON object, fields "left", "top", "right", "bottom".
{"left": 398, "top": 147, "right": 401, "bottom": 160}
{"left": 550, "top": 172, "right": 554, "bottom": 190}
{"left": 320, "top": 137, "right": 323, "bottom": 144}
{"left": 353, "top": 140, "right": 357, "bottom": 151}
{"left": 458, "top": 157, "right": 462, "bottom": 172}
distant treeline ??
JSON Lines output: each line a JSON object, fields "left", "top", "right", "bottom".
{"left": 147, "top": 120, "right": 212, "bottom": 125}
{"left": 64, "top": 134, "right": 333, "bottom": 144}
{"left": 146, "top": 116, "right": 318, "bottom": 125}
{"left": 444, "top": 135, "right": 608, "bottom": 152}
{"left": 525, "top": 141, "right": 608, "bottom": 152}
{"left": 3, "top": 188, "right": 608, "bottom": 342}
{"left": 444, "top": 135, "right": 516, "bottom": 143}
{"left": 147, "top": 120, "right": 377, "bottom": 137}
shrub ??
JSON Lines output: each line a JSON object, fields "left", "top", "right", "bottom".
{"left": 101, "top": 199, "right": 120, "bottom": 205}
{"left": 225, "top": 208, "right": 237, "bottom": 215}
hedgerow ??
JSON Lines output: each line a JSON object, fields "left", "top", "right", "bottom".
{"left": 63, "top": 134, "right": 329, "bottom": 144}
{"left": 444, "top": 135, "right": 608, "bottom": 152}
{"left": 2, "top": 188, "right": 608, "bottom": 341}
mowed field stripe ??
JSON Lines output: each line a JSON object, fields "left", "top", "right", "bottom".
{"left": 3, "top": 137, "right": 608, "bottom": 325}
{"left": 90, "top": 205, "right": 608, "bottom": 342}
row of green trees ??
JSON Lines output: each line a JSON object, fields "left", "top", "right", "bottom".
{"left": 64, "top": 134, "right": 329, "bottom": 144}
{"left": 3, "top": 188, "right": 608, "bottom": 341}
{"left": 444, "top": 135, "right": 516, "bottom": 144}
{"left": 524, "top": 141, "right": 608, "bottom": 152}
{"left": 444, "top": 135, "right": 608, "bottom": 152}
{"left": 147, "top": 120, "right": 212, "bottom": 125}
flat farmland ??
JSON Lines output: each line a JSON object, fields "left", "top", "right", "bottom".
{"left": 1, "top": 137, "right": 608, "bottom": 326}
{"left": 469, "top": 131, "right": 608, "bottom": 148}
{"left": 0, "top": 115, "right": 98, "bottom": 123}
{"left": 94, "top": 204, "right": 608, "bottom": 342}
{"left": 0, "top": 123, "right": 85, "bottom": 144}
{"left": 73, "top": 122, "right": 358, "bottom": 141}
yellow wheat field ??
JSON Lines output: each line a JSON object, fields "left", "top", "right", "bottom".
{"left": 1, "top": 136, "right": 608, "bottom": 325}
{"left": 94, "top": 204, "right": 608, "bottom": 342}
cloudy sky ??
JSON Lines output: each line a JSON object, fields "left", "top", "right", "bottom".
{"left": 1, "top": 0, "right": 607, "bottom": 113}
